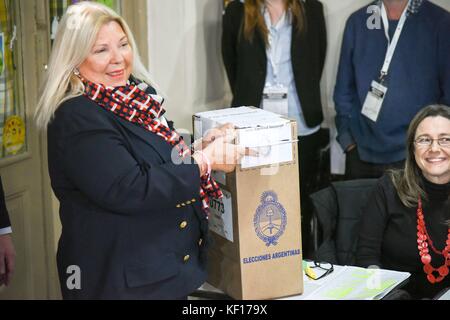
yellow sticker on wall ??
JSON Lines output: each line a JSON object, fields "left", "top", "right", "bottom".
{"left": 3, "top": 115, "right": 25, "bottom": 155}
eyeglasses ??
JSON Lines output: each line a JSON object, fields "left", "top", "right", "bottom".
{"left": 307, "top": 261, "right": 334, "bottom": 280}
{"left": 414, "top": 136, "right": 450, "bottom": 148}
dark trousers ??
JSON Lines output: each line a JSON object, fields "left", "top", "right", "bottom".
{"left": 297, "top": 129, "right": 329, "bottom": 259}
{"left": 345, "top": 148, "right": 404, "bottom": 180}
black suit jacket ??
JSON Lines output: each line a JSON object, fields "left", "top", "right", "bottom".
{"left": 222, "top": 0, "right": 327, "bottom": 128}
{"left": 48, "top": 93, "right": 207, "bottom": 299}
{"left": 0, "top": 176, "right": 10, "bottom": 230}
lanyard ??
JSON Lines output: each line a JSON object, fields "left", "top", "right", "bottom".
{"left": 379, "top": 0, "right": 410, "bottom": 81}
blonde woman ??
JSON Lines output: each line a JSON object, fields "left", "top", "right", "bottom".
{"left": 36, "top": 1, "right": 247, "bottom": 299}
{"left": 222, "top": 0, "right": 327, "bottom": 258}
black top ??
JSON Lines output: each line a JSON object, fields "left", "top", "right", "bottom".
{"left": 357, "top": 174, "right": 450, "bottom": 299}
{"left": 221, "top": 0, "right": 327, "bottom": 128}
{"left": 0, "top": 176, "right": 11, "bottom": 230}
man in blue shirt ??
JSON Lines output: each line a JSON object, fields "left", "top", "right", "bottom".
{"left": 334, "top": 0, "right": 450, "bottom": 179}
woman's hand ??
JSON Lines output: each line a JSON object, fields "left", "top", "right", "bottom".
{"left": 204, "top": 123, "right": 236, "bottom": 144}
{"left": 193, "top": 123, "right": 237, "bottom": 151}
{"left": 193, "top": 136, "right": 258, "bottom": 175}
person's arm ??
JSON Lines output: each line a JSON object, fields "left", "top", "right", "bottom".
{"left": 437, "top": 14, "right": 450, "bottom": 106}
{"left": 0, "top": 176, "right": 15, "bottom": 287}
{"left": 356, "top": 179, "right": 389, "bottom": 268}
{"left": 221, "top": 1, "right": 241, "bottom": 94}
{"left": 315, "top": 0, "right": 327, "bottom": 77}
{"left": 56, "top": 106, "right": 202, "bottom": 216}
{"left": 0, "top": 234, "right": 15, "bottom": 287}
{"left": 333, "top": 16, "right": 357, "bottom": 153}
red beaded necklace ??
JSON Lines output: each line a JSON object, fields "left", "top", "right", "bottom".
{"left": 416, "top": 196, "right": 450, "bottom": 284}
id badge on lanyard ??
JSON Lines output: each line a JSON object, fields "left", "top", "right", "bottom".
{"left": 361, "top": 0, "right": 410, "bottom": 122}
{"left": 262, "top": 84, "right": 288, "bottom": 116}
{"left": 361, "top": 81, "right": 388, "bottom": 122}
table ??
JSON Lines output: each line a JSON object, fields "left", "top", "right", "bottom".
{"left": 191, "top": 262, "right": 410, "bottom": 300}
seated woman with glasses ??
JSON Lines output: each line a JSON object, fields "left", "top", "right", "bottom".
{"left": 356, "top": 104, "right": 450, "bottom": 299}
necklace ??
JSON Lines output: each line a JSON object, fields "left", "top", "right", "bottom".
{"left": 416, "top": 196, "right": 450, "bottom": 284}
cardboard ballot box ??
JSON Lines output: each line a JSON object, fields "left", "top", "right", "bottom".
{"left": 193, "top": 107, "right": 303, "bottom": 300}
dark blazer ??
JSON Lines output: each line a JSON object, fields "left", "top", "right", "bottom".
{"left": 47, "top": 92, "right": 207, "bottom": 299}
{"left": 0, "top": 176, "right": 11, "bottom": 230}
{"left": 222, "top": 0, "right": 327, "bottom": 128}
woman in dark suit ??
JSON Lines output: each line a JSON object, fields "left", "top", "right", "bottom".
{"left": 222, "top": 0, "right": 327, "bottom": 258}
{"left": 35, "top": 2, "right": 247, "bottom": 299}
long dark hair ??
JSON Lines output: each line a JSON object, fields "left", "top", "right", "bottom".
{"left": 243, "top": 0, "right": 305, "bottom": 46}
{"left": 389, "top": 104, "right": 450, "bottom": 207}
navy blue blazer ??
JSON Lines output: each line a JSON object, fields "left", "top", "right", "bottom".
{"left": 47, "top": 93, "right": 208, "bottom": 299}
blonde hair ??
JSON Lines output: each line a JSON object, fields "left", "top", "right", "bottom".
{"left": 35, "top": 1, "right": 158, "bottom": 129}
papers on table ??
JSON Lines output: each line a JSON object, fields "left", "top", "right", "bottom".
{"left": 436, "top": 288, "right": 450, "bottom": 300}
{"left": 282, "top": 263, "right": 410, "bottom": 300}
{"left": 196, "top": 263, "right": 411, "bottom": 300}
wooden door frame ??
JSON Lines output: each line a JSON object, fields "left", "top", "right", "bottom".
{"left": 26, "top": 0, "right": 61, "bottom": 299}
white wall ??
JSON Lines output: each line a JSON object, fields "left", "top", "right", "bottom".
{"left": 147, "top": 0, "right": 228, "bottom": 133}
{"left": 147, "top": 0, "right": 450, "bottom": 137}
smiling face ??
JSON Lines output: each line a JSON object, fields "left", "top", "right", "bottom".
{"left": 78, "top": 21, "right": 133, "bottom": 87}
{"left": 414, "top": 116, "right": 450, "bottom": 184}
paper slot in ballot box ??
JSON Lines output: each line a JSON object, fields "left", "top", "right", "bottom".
{"left": 193, "top": 107, "right": 303, "bottom": 300}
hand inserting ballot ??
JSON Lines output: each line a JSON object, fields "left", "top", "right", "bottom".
{"left": 193, "top": 135, "right": 258, "bottom": 175}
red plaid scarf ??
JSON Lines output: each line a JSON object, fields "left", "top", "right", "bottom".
{"left": 81, "top": 78, "right": 223, "bottom": 215}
